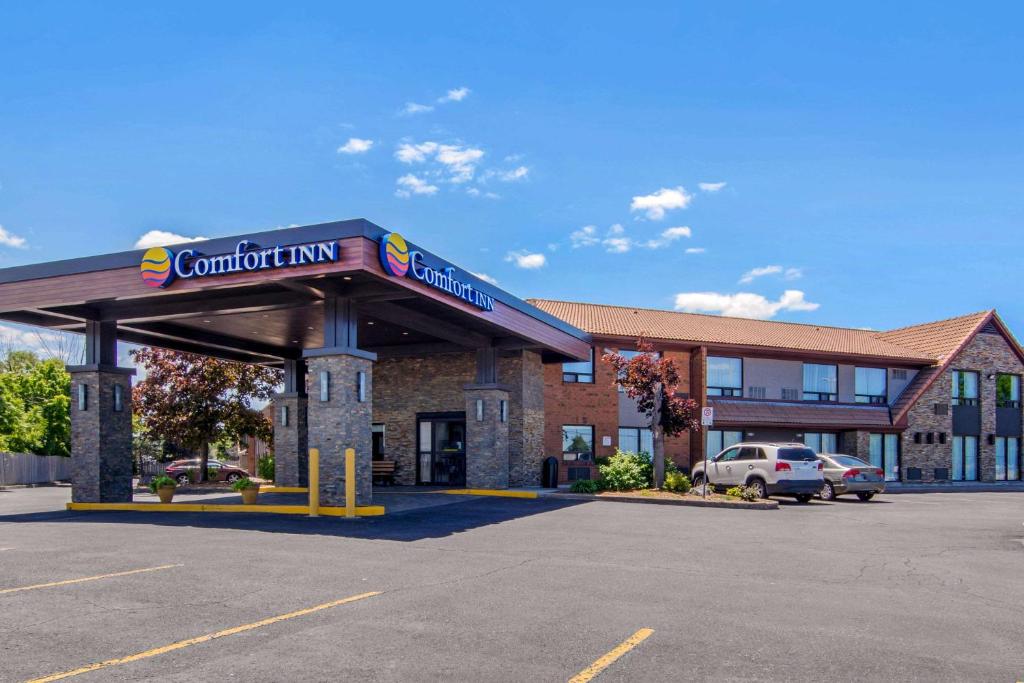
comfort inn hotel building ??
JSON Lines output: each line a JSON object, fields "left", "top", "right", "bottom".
{"left": 0, "top": 219, "right": 1019, "bottom": 508}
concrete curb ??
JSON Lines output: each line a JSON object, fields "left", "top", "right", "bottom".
{"left": 553, "top": 492, "right": 779, "bottom": 510}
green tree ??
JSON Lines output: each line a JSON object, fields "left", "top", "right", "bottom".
{"left": 0, "top": 352, "right": 72, "bottom": 455}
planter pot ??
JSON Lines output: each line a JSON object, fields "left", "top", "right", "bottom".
{"left": 157, "top": 486, "right": 175, "bottom": 504}
{"left": 240, "top": 486, "right": 260, "bottom": 505}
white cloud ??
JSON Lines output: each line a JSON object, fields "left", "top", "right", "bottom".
{"left": 603, "top": 237, "right": 632, "bottom": 253}
{"left": 673, "top": 289, "right": 820, "bottom": 319}
{"left": 0, "top": 225, "right": 27, "bottom": 248}
{"left": 394, "top": 174, "right": 439, "bottom": 198}
{"left": 497, "top": 166, "right": 529, "bottom": 182}
{"left": 337, "top": 137, "right": 374, "bottom": 154}
{"left": 466, "top": 187, "right": 500, "bottom": 199}
{"left": 471, "top": 271, "right": 498, "bottom": 285}
{"left": 401, "top": 102, "right": 434, "bottom": 115}
{"left": 630, "top": 186, "right": 692, "bottom": 220}
{"left": 698, "top": 181, "right": 727, "bottom": 193}
{"left": 395, "top": 141, "right": 484, "bottom": 183}
{"left": 439, "top": 86, "right": 470, "bottom": 103}
{"left": 739, "top": 265, "right": 783, "bottom": 284}
{"left": 395, "top": 141, "right": 439, "bottom": 163}
{"left": 685, "top": 247, "right": 706, "bottom": 254}
{"left": 505, "top": 250, "right": 546, "bottom": 269}
{"left": 643, "top": 225, "right": 691, "bottom": 249}
{"left": 134, "top": 230, "right": 209, "bottom": 249}
{"left": 569, "top": 225, "right": 600, "bottom": 248}
{"left": 784, "top": 267, "right": 803, "bottom": 280}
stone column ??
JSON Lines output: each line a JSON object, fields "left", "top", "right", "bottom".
{"left": 306, "top": 352, "right": 374, "bottom": 507}
{"left": 464, "top": 385, "right": 511, "bottom": 489}
{"left": 69, "top": 366, "right": 135, "bottom": 503}
{"left": 272, "top": 393, "right": 308, "bottom": 486}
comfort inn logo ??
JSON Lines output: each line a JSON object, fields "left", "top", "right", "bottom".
{"left": 139, "top": 239, "right": 340, "bottom": 289}
{"left": 378, "top": 232, "right": 494, "bottom": 311}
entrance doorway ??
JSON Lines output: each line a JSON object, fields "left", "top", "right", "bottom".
{"left": 417, "top": 412, "right": 467, "bottom": 486}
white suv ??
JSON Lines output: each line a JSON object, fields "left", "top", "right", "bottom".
{"left": 691, "top": 442, "right": 824, "bottom": 503}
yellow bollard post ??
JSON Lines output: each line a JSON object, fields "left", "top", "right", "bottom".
{"left": 345, "top": 447, "right": 356, "bottom": 518}
{"left": 308, "top": 448, "right": 320, "bottom": 517}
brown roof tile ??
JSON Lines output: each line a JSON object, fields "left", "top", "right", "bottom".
{"left": 874, "top": 311, "right": 992, "bottom": 360}
{"left": 528, "top": 299, "right": 936, "bottom": 362}
{"left": 709, "top": 398, "right": 893, "bottom": 429}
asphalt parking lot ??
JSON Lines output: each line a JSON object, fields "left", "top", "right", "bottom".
{"left": 1, "top": 486, "right": 1022, "bottom": 682}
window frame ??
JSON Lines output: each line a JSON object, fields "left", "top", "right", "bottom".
{"left": 561, "top": 424, "right": 595, "bottom": 462}
{"left": 617, "top": 426, "right": 653, "bottom": 455}
{"left": 951, "top": 434, "right": 979, "bottom": 481}
{"left": 802, "top": 363, "right": 839, "bottom": 402}
{"left": 996, "top": 373, "right": 1021, "bottom": 409}
{"left": 951, "top": 369, "right": 980, "bottom": 406}
{"left": 562, "top": 347, "right": 595, "bottom": 384}
{"left": 706, "top": 356, "right": 744, "bottom": 398}
{"left": 854, "top": 367, "right": 888, "bottom": 404}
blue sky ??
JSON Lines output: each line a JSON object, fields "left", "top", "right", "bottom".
{"left": 1, "top": 1, "right": 1022, "bottom": 344}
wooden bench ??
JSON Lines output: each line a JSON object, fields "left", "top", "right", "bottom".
{"left": 372, "top": 460, "right": 397, "bottom": 486}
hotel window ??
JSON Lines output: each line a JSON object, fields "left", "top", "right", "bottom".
{"left": 563, "top": 348, "right": 594, "bottom": 384}
{"left": 952, "top": 370, "right": 979, "bottom": 406}
{"left": 706, "top": 429, "right": 743, "bottom": 458}
{"left": 951, "top": 435, "right": 979, "bottom": 481}
{"left": 707, "top": 357, "right": 743, "bottom": 397}
{"left": 803, "top": 432, "right": 838, "bottom": 454}
{"left": 803, "top": 363, "right": 838, "bottom": 402}
{"left": 995, "top": 436, "right": 1021, "bottom": 481}
{"left": 562, "top": 425, "right": 594, "bottom": 462}
{"left": 868, "top": 433, "right": 900, "bottom": 481}
{"left": 996, "top": 374, "right": 1021, "bottom": 408}
{"left": 618, "top": 427, "right": 654, "bottom": 455}
{"left": 855, "top": 367, "right": 887, "bottom": 404}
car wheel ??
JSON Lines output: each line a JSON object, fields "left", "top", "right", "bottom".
{"left": 175, "top": 474, "right": 190, "bottom": 487}
{"left": 692, "top": 473, "right": 705, "bottom": 487}
{"left": 226, "top": 473, "right": 242, "bottom": 483}
{"left": 748, "top": 478, "right": 767, "bottom": 499}
{"left": 795, "top": 493, "right": 813, "bottom": 504}
{"left": 856, "top": 492, "right": 875, "bottom": 502}
{"left": 820, "top": 481, "right": 836, "bottom": 501}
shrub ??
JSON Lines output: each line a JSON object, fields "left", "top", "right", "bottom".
{"left": 149, "top": 475, "right": 177, "bottom": 493}
{"left": 231, "top": 477, "right": 259, "bottom": 492}
{"left": 257, "top": 455, "right": 275, "bottom": 481}
{"left": 570, "top": 479, "right": 599, "bottom": 494}
{"left": 598, "top": 450, "right": 651, "bottom": 491}
{"left": 663, "top": 471, "right": 692, "bottom": 493}
{"left": 726, "top": 485, "right": 760, "bottom": 502}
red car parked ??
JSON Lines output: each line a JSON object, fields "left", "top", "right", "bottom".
{"left": 164, "top": 459, "right": 250, "bottom": 486}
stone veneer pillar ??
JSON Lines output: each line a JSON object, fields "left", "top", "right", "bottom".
{"left": 272, "top": 393, "right": 308, "bottom": 486}
{"left": 306, "top": 353, "right": 373, "bottom": 506}
{"left": 69, "top": 366, "right": 135, "bottom": 503}
{"left": 465, "top": 385, "right": 511, "bottom": 489}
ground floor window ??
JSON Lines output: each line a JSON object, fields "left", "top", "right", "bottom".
{"left": 869, "top": 433, "right": 901, "bottom": 482}
{"left": 706, "top": 430, "right": 743, "bottom": 458}
{"left": 562, "top": 425, "right": 594, "bottom": 462}
{"left": 995, "top": 436, "right": 1020, "bottom": 481}
{"left": 618, "top": 427, "right": 653, "bottom": 455}
{"left": 951, "top": 435, "right": 979, "bottom": 481}
{"left": 803, "top": 432, "right": 838, "bottom": 454}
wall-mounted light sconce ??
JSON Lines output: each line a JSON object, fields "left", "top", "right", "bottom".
{"left": 113, "top": 384, "right": 124, "bottom": 413}
{"left": 357, "top": 371, "right": 367, "bottom": 403}
{"left": 320, "top": 371, "right": 330, "bottom": 402}
{"left": 745, "top": 432, "right": 755, "bottom": 437}
{"left": 500, "top": 399, "right": 508, "bottom": 423}
{"left": 281, "top": 404, "right": 289, "bottom": 427}
{"left": 77, "top": 384, "right": 88, "bottom": 411}
{"left": 987, "top": 373, "right": 996, "bottom": 380}
{"left": 476, "top": 399, "right": 484, "bottom": 421}
{"left": 987, "top": 434, "right": 996, "bottom": 446}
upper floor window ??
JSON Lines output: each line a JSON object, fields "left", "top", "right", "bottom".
{"left": 996, "top": 373, "right": 1021, "bottom": 408}
{"left": 952, "top": 370, "right": 979, "bottom": 406}
{"left": 563, "top": 348, "right": 594, "bottom": 383}
{"left": 803, "top": 363, "right": 838, "bottom": 402}
{"left": 855, "top": 367, "right": 887, "bottom": 404}
{"left": 616, "top": 349, "right": 659, "bottom": 392}
{"left": 707, "top": 356, "right": 742, "bottom": 397}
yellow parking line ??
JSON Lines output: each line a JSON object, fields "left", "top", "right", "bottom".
{"left": 0, "top": 564, "right": 182, "bottom": 596}
{"left": 26, "top": 591, "right": 381, "bottom": 682}
{"left": 569, "top": 628, "right": 654, "bottom": 683}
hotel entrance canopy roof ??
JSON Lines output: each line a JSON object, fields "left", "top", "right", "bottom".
{"left": 0, "top": 219, "right": 591, "bottom": 365}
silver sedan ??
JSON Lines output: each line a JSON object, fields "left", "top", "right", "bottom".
{"left": 817, "top": 454, "right": 885, "bottom": 501}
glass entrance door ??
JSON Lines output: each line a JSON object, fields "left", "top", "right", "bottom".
{"left": 417, "top": 414, "right": 467, "bottom": 486}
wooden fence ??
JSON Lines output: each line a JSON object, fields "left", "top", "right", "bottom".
{"left": 0, "top": 453, "right": 72, "bottom": 485}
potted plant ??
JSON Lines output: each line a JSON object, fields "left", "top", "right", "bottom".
{"left": 149, "top": 475, "right": 177, "bottom": 504}
{"left": 232, "top": 477, "right": 260, "bottom": 504}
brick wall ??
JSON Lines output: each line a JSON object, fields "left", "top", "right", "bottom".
{"left": 902, "top": 329, "right": 1024, "bottom": 482}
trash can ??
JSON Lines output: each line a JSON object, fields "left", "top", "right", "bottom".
{"left": 541, "top": 457, "right": 559, "bottom": 488}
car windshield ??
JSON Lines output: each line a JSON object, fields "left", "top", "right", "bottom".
{"left": 829, "top": 455, "right": 869, "bottom": 468}
{"left": 778, "top": 447, "right": 818, "bottom": 461}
